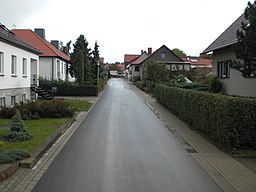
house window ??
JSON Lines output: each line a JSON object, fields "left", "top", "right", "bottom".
{"left": 0, "top": 52, "right": 4, "bottom": 75}
{"left": 11, "top": 55, "right": 17, "bottom": 76}
{"left": 218, "top": 61, "right": 230, "bottom": 78}
{"left": 166, "top": 65, "right": 170, "bottom": 70}
{"left": 161, "top": 52, "right": 166, "bottom": 59}
{"left": 135, "top": 66, "right": 140, "bottom": 72}
{"left": 22, "top": 94, "right": 26, "bottom": 102}
{"left": 0, "top": 97, "right": 5, "bottom": 107}
{"left": 22, "top": 58, "right": 27, "bottom": 76}
{"left": 11, "top": 96, "right": 16, "bottom": 106}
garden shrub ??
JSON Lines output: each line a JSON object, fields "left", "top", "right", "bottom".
{"left": 0, "top": 100, "right": 75, "bottom": 119}
{"left": 136, "top": 81, "right": 145, "bottom": 91}
{"left": 154, "top": 84, "right": 256, "bottom": 151}
{"left": 209, "top": 76, "right": 223, "bottom": 93}
{"left": 0, "top": 150, "right": 30, "bottom": 164}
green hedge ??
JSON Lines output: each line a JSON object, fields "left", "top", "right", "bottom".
{"left": 154, "top": 84, "right": 256, "bottom": 151}
{"left": 56, "top": 85, "right": 97, "bottom": 96}
{"left": 39, "top": 78, "right": 98, "bottom": 96}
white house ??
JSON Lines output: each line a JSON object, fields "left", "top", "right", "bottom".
{"left": 0, "top": 24, "right": 41, "bottom": 107}
{"left": 12, "top": 28, "right": 74, "bottom": 82}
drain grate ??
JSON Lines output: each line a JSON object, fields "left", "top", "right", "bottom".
{"left": 186, "top": 148, "right": 198, "bottom": 153}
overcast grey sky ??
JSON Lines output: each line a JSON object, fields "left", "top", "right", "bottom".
{"left": 0, "top": 0, "right": 252, "bottom": 63}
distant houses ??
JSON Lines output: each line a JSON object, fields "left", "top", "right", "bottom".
{"left": 125, "top": 45, "right": 190, "bottom": 81}
{"left": 0, "top": 24, "right": 41, "bottom": 106}
{"left": 202, "top": 12, "right": 256, "bottom": 97}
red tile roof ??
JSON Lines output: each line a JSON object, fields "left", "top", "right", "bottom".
{"left": 12, "top": 29, "right": 70, "bottom": 62}
{"left": 183, "top": 57, "right": 212, "bottom": 67}
{"left": 124, "top": 54, "right": 139, "bottom": 63}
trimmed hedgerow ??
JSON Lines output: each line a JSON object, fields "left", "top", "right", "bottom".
{"left": 154, "top": 84, "right": 256, "bottom": 151}
{"left": 39, "top": 78, "right": 98, "bottom": 96}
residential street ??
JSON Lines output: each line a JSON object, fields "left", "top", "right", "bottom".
{"left": 32, "top": 78, "right": 222, "bottom": 192}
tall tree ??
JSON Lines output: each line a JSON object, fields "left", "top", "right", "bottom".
{"left": 70, "top": 35, "right": 92, "bottom": 81}
{"left": 172, "top": 48, "right": 187, "bottom": 58}
{"left": 77, "top": 50, "right": 84, "bottom": 85}
{"left": 232, "top": 1, "right": 256, "bottom": 77}
{"left": 61, "top": 40, "right": 72, "bottom": 55}
{"left": 92, "top": 41, "right": 100, "bottom": 79}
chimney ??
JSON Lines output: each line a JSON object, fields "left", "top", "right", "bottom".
{"left": 148, "top": 47, "right": 152, "bottom": 54}
{"left": 51, "top": 40, "right": 60, "bottom": 50}
{"left": 141, "top": 50, "right": 144, "bottom": 54}
{"left": 34, "top": 28, "right": 45, "bottom": 40}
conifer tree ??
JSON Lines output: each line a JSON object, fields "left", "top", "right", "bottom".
{"left": 233, "top": 1, "right": 256, "bottom": 77}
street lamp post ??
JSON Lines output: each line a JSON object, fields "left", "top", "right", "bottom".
{"left": 97, "top": 62, "right": 100, "bottom": 95}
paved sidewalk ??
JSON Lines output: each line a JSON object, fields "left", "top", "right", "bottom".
{"left": 129, "top": 81, "right": 256, "bottom": 192}
{"left": 0, "top": 94, "right": 103, "bottom": 191}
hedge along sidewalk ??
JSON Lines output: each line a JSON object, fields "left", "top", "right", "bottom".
{"left": 154, "top": 84, "right": 256, "bottom": 151}
{"left": 128, "top": 81, "right": 256, "bottom": 192}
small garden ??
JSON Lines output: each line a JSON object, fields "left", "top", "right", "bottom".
{"left": 0, "top": 99, "right": 92, "bottom": 164}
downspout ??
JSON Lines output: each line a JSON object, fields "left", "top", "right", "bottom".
{"left": 52, "top": 58, "right": 54, "bottom": 80}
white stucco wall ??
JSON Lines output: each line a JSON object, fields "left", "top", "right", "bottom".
{"left": 0, "top": 41, "right": 39, "bottom": 89}
{"left": 213, "top": 48, "right": 256, "bottom": 97}
{"left": 39, "top": 57, "right": 68, "bottom": 81}
{"left": 0, "top": 41, "right": 39, "bottom": 106}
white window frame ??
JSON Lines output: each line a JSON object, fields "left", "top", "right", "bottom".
{"left": 22, "top": 94, "right": 26, "bottom": 102}
{"left": 218, "top": 61, "right": 230, "bottom": 78}
{"left": 0, "top": 97, "right": 5, "bottom": 107}
{"left": 11, "top": 96, "right": 16, "bottom": 106}
{"left": 0, "top": 52, "right": 4, "bottom": 75}
{"left": 22, "top": 58, "right": 27, "bottom": 77}
{"left": 11, "top": 55, "right": 17, "bottom": 76}
{"left": 161, "top": 52, "right": 166, "bottom": 59}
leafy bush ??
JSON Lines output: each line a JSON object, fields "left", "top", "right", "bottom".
{"left": 0, "top": 100, "right": 75, "bottom": 119}
{"left": 209, "top": 76, "right": 223, "bottom": 93}
{"left": 136, "top": 81, "right": 145, "bottom": 91}
{"left": 0, "top": 150, "right": 30, "bottom": 164}
{"left": 154, "top": 84, "right": 256, "bottom": 151}
{"left": 132, "top": 76, "right": 141, "bottom": 82}
{"left": 3, "top": 131, "right": 33, "bottom": 142}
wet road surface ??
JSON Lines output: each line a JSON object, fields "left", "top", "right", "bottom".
{"left": 33, "top": 79, "right": 222, "bottom": 192}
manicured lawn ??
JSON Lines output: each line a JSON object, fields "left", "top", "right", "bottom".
{"left": 0, "top": 118, "right": 68, "bottom": 154}
{"left": 66, "top": 100, "right": 92, "bottom": 111}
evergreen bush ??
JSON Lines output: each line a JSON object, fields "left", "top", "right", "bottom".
{"left": 3, "top": 110, "right": 33, "bottom": 142}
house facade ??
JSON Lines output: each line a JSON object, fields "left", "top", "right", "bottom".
{"left": 202, "top": 13, "right": 256, "bottom": 97}
{"left": 0, "top": 24, "right": 40, "bottom": 107}
{"left": 12, "top": 29, "right": 73, "bottom": 82}
{"left": 128, "top": 45, "right": 190, "bottom": 81}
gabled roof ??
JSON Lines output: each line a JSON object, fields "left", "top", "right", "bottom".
{"left": 202, "top": 13, "right": 246, "bottom": 54}
{"left": 124, "top": 54, "right": 140, "bottom": 63}
{"left": 146, "top": 45, "right": 185, "bottom": 63}
{"left": 12, "top": 29, "right": 70, "bottom": 62}
{"left": 0, "top": 24, "right": 41, "bottom": 54}
{"left": 131, "top": 51, "right": 150, "bottom": 65}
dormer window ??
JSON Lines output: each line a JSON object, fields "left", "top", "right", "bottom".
{"left": 161, "top": 52, "right": 166, "bottom": 59}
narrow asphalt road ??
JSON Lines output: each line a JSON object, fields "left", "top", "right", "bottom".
{"left": 32, "top": 79, "right": 222, "bottom": 192}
